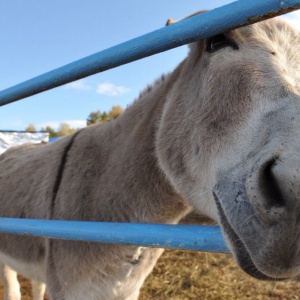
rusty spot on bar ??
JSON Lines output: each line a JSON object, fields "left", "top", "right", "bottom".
{"left": 247, "top": 6, "right": 300, "bottom": 23}
{"left": 227, "top": 5, "right": 300, "bottom": 31}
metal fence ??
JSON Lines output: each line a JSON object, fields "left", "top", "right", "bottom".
{"left": 0, "top": 0, "right": 299, "bottom": 253}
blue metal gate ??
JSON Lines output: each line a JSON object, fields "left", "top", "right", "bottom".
{"left": 0, "top": 0, "right": 299, "bottom": 252}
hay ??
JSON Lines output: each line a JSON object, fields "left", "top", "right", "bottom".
{"left": 140, "top": 250, "right": 300, "bottom": 300}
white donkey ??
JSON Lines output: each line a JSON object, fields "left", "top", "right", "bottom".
{"left": 1, "top": 14, "right": 300, "bottom": 300}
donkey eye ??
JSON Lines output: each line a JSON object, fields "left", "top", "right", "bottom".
{"left": 206, "top": 34, "right": 239, "bottom": 53}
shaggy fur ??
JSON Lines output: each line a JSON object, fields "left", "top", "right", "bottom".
{"left": 1, "top": 16, "right": 300, "bottom": 299}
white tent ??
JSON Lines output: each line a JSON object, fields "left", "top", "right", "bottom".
{"left": 0, "top": 131, "right": 49, "bottom": 155}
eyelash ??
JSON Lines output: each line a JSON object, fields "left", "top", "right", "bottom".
{"left": 206, "top": 34, "right": 239, "bottom": 53}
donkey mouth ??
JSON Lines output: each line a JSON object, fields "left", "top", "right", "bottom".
{"left": 213, "top": 192, "right": 284, "bottom": 281}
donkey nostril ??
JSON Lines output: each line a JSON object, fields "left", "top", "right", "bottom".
{"left": 259, "top": 158, "right": 285, "bottom": 209}
{"left": 247, "top": 156, "right": 299, "bottom": 224}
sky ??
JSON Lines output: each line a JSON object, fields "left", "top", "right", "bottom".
{"left": 0, "top": 1, "right": 300, "bottom": 131}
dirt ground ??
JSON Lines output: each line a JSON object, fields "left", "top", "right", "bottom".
{"left": 0, "top": 215, "right": 299, "bottom": 299}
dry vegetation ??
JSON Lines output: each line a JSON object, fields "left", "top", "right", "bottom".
{"left": 1, "top": 214, "right": 299, "bottom": 299}
{"left": 140, "top": 250, "right": 300, "bottom": 300}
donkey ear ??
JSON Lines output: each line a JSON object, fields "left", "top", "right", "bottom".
{"left": 165, "top": 10, "right": 208, "bottom": 27}
{"left": 165, "top": 10, "right": 208, "bottom": 53}
{"left": 166, "top": 18, "right": 175, "bottom": 26}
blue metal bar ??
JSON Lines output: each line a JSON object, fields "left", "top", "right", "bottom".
{"left": 0, "top": 0, "right": 299, "bottom": 106}
{"left": 0, "top": 218, "right": 229, "bottom": 253}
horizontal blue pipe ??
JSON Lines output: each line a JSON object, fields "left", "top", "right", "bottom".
{"left": 0, "top": 0, "right": 299, "bottom": 106}
{"left": 0, "top": 218, "right": 229, "bottom": 253}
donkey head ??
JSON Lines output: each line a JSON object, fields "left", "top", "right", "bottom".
{"left": 156, "top": 16, "right": 300, "bottom": 279}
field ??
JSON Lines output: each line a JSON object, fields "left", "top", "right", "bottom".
{"left": 1, "top": 215, "right": 299, "bottom": 299}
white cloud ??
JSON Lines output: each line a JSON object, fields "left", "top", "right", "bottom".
{"left": 280, "top": 10, "right": 300, "bottom": 31}
{"left": 65, "top": 80, "right": 131, "bottom": 96}
{"left": 65, "top": 79, "right": 91, "bottom": 90}
{"left": 38, "top": 120, "right": 86, "bottom": 130}
{"left": 96, "top": 82, "right": 131, "bottom": 97}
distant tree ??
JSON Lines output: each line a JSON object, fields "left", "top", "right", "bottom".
{"left": 57, "top": 123, "right": 75, "bottom": 136}
{"left": 86, "top": 107, "right": 123, "bottom": 125}
{"left": 101, "top": 111, "right": 108, "bottom": 122}
{"left": 87, "top": 110, "right": 102, "bottom": 126}
{"left": 108, "top": 106, "right": 124, "bottom": 120}
{"left": 26, "top": 124, "right": 36, "bottom": 131}
{"left": 42, "top": 125, "right": 58, "bottom": 138}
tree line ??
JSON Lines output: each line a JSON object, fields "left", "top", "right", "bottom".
{"left": 25, "top": 106, "right": 124, "bottom": 138}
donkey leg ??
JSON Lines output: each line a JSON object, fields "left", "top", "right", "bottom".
{"left": 31, "top": 280, "right": 46, "bottom": 300}
{"left": 0, "top": 263, "right": 21, "bottom": 300}
{"left": 123, "top": 290, "right": 140, "bottom": 300}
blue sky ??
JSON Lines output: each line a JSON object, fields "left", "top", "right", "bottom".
{"left": 0, "top": 1, "right": 299, "bottom": 131}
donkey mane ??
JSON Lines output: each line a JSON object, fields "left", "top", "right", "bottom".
{"left": 135, "top": 74, "right": 168, "bottom": 105}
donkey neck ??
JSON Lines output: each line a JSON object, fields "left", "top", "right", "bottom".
{"left": 91, "top": 61, "right": 190, "bottom": 224}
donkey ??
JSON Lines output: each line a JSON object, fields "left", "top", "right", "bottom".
{"left": 1, "top": 13, "right": 300, "bottom": 299}
{"left": 0, "top": 263, "right": 45, "bottom": 300}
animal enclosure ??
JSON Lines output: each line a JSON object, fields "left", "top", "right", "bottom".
{"left": 0, "top": 0, "right": 299, "bottom": 249}
{"left": 1, "top": 1, "right": 300, "bottom": 299}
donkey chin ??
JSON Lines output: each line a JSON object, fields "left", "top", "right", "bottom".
{"left": 213, "top": 154, "right": 300, "bottom": 280}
